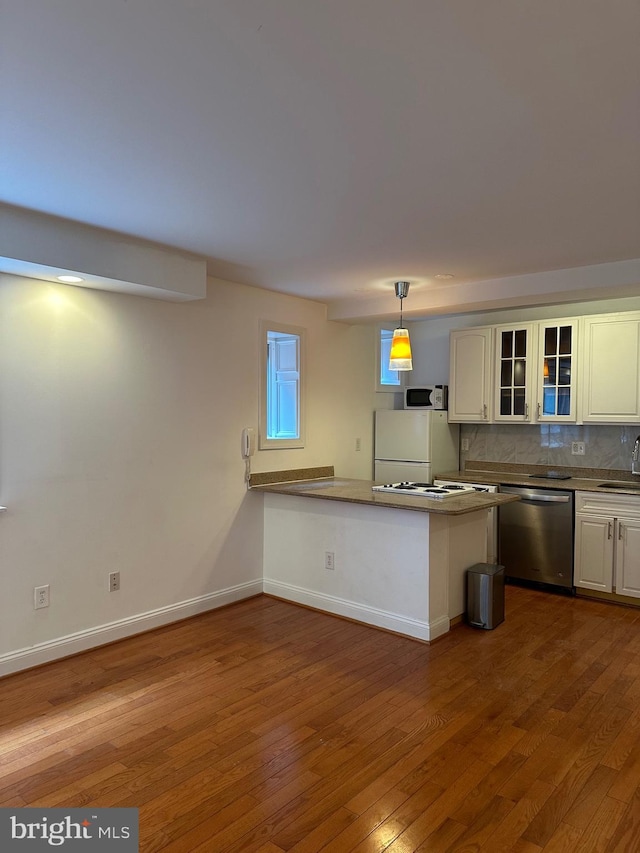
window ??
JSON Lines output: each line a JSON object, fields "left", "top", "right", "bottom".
{"left": 376, "top": 326, "right": 402, "bottom": 392}
{"left": 259, "top": 321, "right": 305, "bottom": 449}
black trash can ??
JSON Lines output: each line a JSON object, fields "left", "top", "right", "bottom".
{"left": 466, "top": 563, "right": 505, "bottom": 629}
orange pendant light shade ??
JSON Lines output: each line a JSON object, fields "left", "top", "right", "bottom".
{"left": 388, "top": 281, "right": 413, "bottom": 371}
{"left": 389, "top": 328, "right": 413, "bottom": 371}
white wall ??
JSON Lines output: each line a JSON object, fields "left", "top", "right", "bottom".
{"left": 0, "top": 272, "right": 375, "bottom": 674}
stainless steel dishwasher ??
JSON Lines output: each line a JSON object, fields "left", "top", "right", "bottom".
{"left": 498, "top": 485, "right": 574, "bottom": 591}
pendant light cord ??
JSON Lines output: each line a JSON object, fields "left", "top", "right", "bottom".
{"left": 394, "top": 281, "right": 410, "bottom": 328}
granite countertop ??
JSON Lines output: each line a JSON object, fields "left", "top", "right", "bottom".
{"left": 250, "top": 469, "right": 519, "bottom": 515}
{"left": 435, "top": 461, "right": 640, "bottom": 496}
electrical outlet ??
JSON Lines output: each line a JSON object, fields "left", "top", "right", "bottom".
{"left": 109, "top": 571, "right": 121, "bottom": 592}
{"left": 324, "top": 551, "right": 335, "bottom": 571}
{"left": 34, "top": 585, "right": 50, "bottom": 609}
{"left": 461, "top": 438, "right": 470, "bottom": 452}
{"left": 571, "top": 441, "right": 586, "bottom": 456}
{"left": 355, "top": 437, "right": 362, "bottom": 452}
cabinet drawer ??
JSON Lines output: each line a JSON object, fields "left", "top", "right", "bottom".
{"left": 575, "top": 490, "right": 640, "bottom": 519}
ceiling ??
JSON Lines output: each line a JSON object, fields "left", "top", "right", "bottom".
{"left": 1, "top": 1, "right": 639, "bottom": 322}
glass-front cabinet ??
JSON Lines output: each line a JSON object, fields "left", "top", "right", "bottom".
{"left": 494, "top": 324, "right": 535, "bottom": 421}
{"left": 535, "top": 320, "right": 578, "bottom": 421}
{"left": 466, "top": 318, "right": 579, "bottom": 424}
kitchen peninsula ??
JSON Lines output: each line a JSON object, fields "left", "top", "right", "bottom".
{"left": 250, "top": 468, "right": 518, "bottom": 642}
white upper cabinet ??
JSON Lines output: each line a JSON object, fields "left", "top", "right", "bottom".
{"left": 580, "top": 312, "right": 640, "bottom": 423}
{"left": 493, "top": 324, "right": 536, "bottom": 422}
{"left": 449, "top": 327, "right": 493, "bottom": 423}
{"left": 449, "top": 310, "right": 640, "bottom": 425}
{"left": 534, "top": 319, "right": 579, "bottom": 423}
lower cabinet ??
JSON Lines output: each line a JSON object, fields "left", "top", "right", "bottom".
{"left": 574, "top": 491, "right": 640, "bottom": 598}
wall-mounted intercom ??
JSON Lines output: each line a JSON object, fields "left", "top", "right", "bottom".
{"left": 241, "top": 427, "right": 256, "bottom": 459}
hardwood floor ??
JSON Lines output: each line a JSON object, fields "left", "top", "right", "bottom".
{"left": 1, "top": 588, "right": 640, "bottom": 851}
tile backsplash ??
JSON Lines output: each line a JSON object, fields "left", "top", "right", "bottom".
{"left": 460, "top": 424, "right": 640, "bottom": 473}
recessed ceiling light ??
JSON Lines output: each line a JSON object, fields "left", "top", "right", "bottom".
{"left": 434, "top": 273, "right": 454, "bottom": 280}
{"left": 57, "top": 275, "right": 84, "bottom": 283}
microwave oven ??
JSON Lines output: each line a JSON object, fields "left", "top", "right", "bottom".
{"left": 404, "top": 385, "right": 448, "bottom": 410}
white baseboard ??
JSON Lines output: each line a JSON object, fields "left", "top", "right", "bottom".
{"left": 263, "top": 578, "right": 443, "bottom": 642}
{"left": 0, "top": 580, "right": 263, "bottom": 678}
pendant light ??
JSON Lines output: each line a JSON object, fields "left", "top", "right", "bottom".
{"left": 389, "top": 281, "right": 413, "bottom": 371}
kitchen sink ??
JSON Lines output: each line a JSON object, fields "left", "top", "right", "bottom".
{"left": 598, "top": 482, "right": 640, "bottom": 491}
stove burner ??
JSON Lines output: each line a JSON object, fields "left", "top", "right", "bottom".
{"left": 372, "top": 481, "right": 477, "bottom": 499}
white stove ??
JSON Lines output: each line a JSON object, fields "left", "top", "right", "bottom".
{"left": 372, "top": 481, "right": 476, "bottom": 499}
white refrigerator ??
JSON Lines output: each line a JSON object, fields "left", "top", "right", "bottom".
{"left": 374, "top": 410, "right": 460, "bottom": 483}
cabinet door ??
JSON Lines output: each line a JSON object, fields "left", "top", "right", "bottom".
{"left": 581, "top": 314, "right": 640, "bottom": 423}
{"left": 616, "top": 517, "right": 640, "bottom": 598}
{"left": 535, "top": 320, "right": 578, "bottom": 422}
{"left": 449, "top": 328, "right": 493, "bottom": 422}
{"left": 493, "top": 324, "right": 535, "bottom": 421}
{"left": 574, "top": 513, "right": 614, "bottom": 592}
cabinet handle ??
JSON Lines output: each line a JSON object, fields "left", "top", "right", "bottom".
{"left": 608, "top": 521, "right": 613, "bottom": 539}
{"left": 618, "top": 522, "right": 624, "bottom": 541}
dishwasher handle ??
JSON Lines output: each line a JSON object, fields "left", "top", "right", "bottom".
{"left": 512, "top": 490, "right": 571, "bottom": 503}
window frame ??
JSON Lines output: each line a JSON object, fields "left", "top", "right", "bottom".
{"left": 259, "top": 320, "right": 306, "bottom": 450}
{"left": 376, "top": 324, "right": 404, "bottom": 392}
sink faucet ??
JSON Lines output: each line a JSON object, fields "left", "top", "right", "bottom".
{"left": 633, "top": 435, "right": 640, "bottom": 476}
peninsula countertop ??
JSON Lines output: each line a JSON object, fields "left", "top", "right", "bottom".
{"left": 250, "top": 476, "right": 519, "bottom": 515}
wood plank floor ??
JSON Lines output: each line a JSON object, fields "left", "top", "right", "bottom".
{"left": 1, "top": 588, "right": 640, "bottom": 852}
